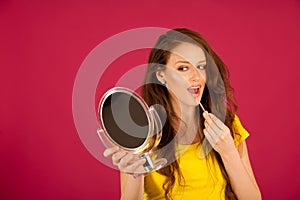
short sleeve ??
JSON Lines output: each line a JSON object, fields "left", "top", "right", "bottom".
{"left": 232, "top": 115, "right": 250, "bottom": 146}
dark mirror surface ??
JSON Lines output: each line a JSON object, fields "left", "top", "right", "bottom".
{"left": 102, "top": 92, "right": 149, "bottom": 148}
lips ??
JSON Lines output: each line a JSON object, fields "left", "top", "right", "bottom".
{"left": 187, "top": 85, "right": 201, "bottom": 97}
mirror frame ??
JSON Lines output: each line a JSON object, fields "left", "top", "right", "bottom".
{"left": 98, "top": 87, "right": 155, "bottom": 153}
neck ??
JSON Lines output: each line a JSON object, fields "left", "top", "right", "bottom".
{"left": 172, "top": 99, "right": 201, "bottom": 145}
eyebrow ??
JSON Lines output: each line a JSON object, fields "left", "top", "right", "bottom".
{"left": 175, "top": 60, "right": 206, "bottom": 65}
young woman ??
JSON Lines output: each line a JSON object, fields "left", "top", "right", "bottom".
{"left": 104, "top": 28, "right": 261, "bottom": 200}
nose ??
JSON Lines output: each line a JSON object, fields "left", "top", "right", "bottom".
{"left": 190, "top": 67, "right": 200, "bottom": 82}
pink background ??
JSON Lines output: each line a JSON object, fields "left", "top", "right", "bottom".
{"left": 1, "top": 0, "right": 299, "bottom": 199}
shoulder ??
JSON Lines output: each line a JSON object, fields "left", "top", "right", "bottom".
{"left": 232, "top": 115, "right": 250, "bottom": 147}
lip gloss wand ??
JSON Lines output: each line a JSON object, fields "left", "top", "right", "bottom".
{"left": 198, "top": 101, "right": 213, "bottom": 158}
{"left": 199, "top": 102, "right": 207, "bottom": 114}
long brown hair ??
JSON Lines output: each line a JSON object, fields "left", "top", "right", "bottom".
{"left": 141, "top": 28, "right": 239, "bottom": 200}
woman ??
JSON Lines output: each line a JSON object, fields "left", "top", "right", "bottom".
{"left": 104, "top": 28, "right": 261, "bottom": 200}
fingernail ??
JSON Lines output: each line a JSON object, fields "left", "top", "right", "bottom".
{"left": 103, "top": 151, "right": 108, "bottom": 157}
{"left": 113, "top": 146, "right": 119, "bottom": 151}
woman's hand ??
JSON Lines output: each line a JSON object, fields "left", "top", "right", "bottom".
{"left": 203, "top": 112, "right": 236, "bottom": 157}
{"left": 103, "top": 146, "right": 147, "bottom": 175}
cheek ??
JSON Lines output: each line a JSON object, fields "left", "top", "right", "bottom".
{"left": 165, "top": 72, "right": 188, "bottom": 96}
{"left": 166, "top": 71, "right": 188, "bottom": 83}
{"left": 199, "top": 70, "right": 207, "bottom": 82}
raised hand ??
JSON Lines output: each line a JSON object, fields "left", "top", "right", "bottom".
{"left": 203, "top": 112, "right": 236, "bottom": 157}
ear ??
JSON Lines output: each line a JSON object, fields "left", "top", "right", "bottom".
{"left": 156, "top": 70, "right": 166, "bottom": 85}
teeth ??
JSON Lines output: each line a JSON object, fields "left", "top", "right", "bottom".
{"left": 187, "top": 85, "right": 201, "bottom": 96}
{"left": 187, "top": 86, "right": 200, "bottom": 95}
{"left": 190, "top": 86, "right": 200, "bottom": 89}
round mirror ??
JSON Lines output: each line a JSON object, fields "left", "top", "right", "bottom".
{"left": 97, "top": 87, "right": 166, "bottom": 175}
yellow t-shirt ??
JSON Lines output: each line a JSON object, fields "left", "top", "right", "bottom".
{"left": 144, "top": 115, "right": 249, "bottom": 200}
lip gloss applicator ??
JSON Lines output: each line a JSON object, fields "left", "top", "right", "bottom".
{"left": 198, "top": 101, "right": 213, "bottom": 158}
{"left": 199, "top": 102, "right": 206, "bottom": 113}
{"left": 199, "top": 102, "right": 211, "bottom": 118}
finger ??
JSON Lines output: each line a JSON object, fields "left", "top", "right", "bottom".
{"left": 203, "top": 113, "right": 225, "bottom": 131}
{"left": 112, "top": 151, "right": 127, "bottom": 165}
{"left": 126, "top": 154, "right": 141, "bottom": 165}
{"left": 204, "top": 113, "right": 217, "bottom": 129}
{"left": 103, "top": 146, "right": 119, "bottom": 157}
{"left": 210, "top": 115, "right": 225, "bottom": 130}
{"left": 123, "top": 158, "right": 146, "bottom": 174}
{"left": 203, "top": 111, "right": 210, "bottom": 120}
{"left": 204, "top": 120, "right": 219, "bottom": 140}
{"left": 118, "top": 154, "right": 135, "bottom": 169}
{"left": 204, "top": 128, "right": 215, "bottom": 147}
{"left": 204, "top": 119, "right": 217, "bottom": 132}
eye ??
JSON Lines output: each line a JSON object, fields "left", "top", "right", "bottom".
{"left": 178, "top": 66, "right": 189, "bottom": 71}
{"left": 197, "top": 64, "right": 207, "bottom": 70}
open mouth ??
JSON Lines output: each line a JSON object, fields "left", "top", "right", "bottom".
{"left": 187, "top": 86, "right": 201, "bottom": 97}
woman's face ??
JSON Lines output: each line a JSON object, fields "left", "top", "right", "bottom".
{"left": 157, "top": 42, "right": 207, "bottom": 109}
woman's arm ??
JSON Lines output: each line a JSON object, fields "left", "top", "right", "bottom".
{"left": 103, "top": 146, "right": 146, "bottom": 200}
{"left": 221, "top": 141, "right": 262, "bottom": 200}
{"left": 120, "top": 172, "right": 144, "bottom": 200}
{"left": 203, "top": 112, "right": 262, "bottom": 200}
